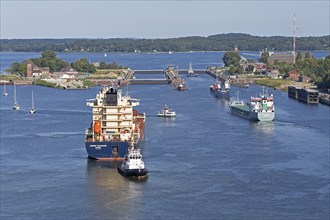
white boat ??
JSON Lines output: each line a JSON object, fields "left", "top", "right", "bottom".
{"left": 118, "top": 148, "right": 148, "bottom": 177}
{"left": 29, "top": 91, "right": 36, "bottom": 114}
{"left": 187, "top": 62, "right": 198, "bottom": 77}
{"left": 12, "top": 84, "right": 20, "bottom": 110}
{"left": 2, "top": 82, "right": 8, "bottom": 96}
{"left": 157, "top": 105, "right": 176, "bottom": 117}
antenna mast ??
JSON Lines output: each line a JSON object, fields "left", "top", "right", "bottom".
{"left": 292, "top": 14, "right": 298, "bottom": 65}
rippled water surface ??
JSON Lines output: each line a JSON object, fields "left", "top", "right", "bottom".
{"left": 1, "top": 52, "right": 329, "bottom": 219}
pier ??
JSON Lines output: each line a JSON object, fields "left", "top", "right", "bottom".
{"left": 205, "top": 67, "right": 253, "bottom": 87}
{"left": 129, "top": 79, "right": 170, "bottom": 84}
{"left": 134, "top": 69, "right": 206, "bottom": 75}
{"left": 163, "top": 65, "right": 188, "bottom": 90}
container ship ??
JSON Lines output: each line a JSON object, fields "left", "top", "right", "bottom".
{"left": 210, "top": 78, "right": 230, "bottom": 99}
{"left": 85, "top": 87, "right": 145, "bottom": 159}
{"left": 229, "top": 91, "right": 275, "bottom": 121}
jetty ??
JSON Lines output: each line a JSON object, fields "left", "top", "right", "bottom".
{"left": 163, "top": 65, "right": 188, "bottom": 90}
{"left": 205, "top": 66, "right": 253, "bottom": 87}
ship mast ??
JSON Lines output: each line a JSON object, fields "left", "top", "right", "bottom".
{"left": 291, "top": 14, "right": 298, "bottom": 65}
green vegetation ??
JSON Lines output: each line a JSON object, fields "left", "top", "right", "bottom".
{"left": 99, "top": 61, "right": 126, "bottom": 69}
{"left": 222, "top": 51, "right": 241, "bottom": 67}
{"left": 82, "top": 79, "right": 94, "bottom": 87}
{"left": 8, "top": 62, "right": 27, "bottom": 77}
{"left": 1, "top": 33, "right": 328, "bottom": 52}
{"left": 32, "top": 79, "right": 58, "bottom": 88}
{"left": 31, "top": 50, "right": 69, "bottom": 72}
{"left": 71, "top": 58, "right": 96, "bottom": 73}
{"left": 0, "top": 74, "right": 22, "bottom": 81}
{"left": 220, "top": 49, "right": 330, "bottom": 90}
{"left": 260, "top": 51, "right": 269, "bottom": 63}
{"left": 89, "top": 69, "right": 127, "bottom": 79}
{"left": 255, "top": 79, "right": 295, "bottom": 91}
{"left": 265, "top": 54, "right": 330, "bottom": 89}
{"left": 5, "top": 50, "right": 125, "bottom": 75}
{"left": 295, "top": 55, "right": 330, "bottom": 89}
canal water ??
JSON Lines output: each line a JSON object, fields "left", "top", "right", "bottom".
{"left": 0, "top": 52, "right": 329, "bottom": 219}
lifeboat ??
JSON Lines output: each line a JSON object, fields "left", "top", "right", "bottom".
{"left": 93, "top": 121, "right": 101, "bottom": 134}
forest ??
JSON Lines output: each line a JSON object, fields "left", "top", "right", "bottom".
{"left": 1, "top": 33, "right": 329, "bottom": 52}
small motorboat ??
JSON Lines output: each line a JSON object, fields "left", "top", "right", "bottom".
{"left": 118, "top": 148, "right": 148, "bottom": 177}
{"left": 157, "top": 105, "right": 176, "bottom": 117}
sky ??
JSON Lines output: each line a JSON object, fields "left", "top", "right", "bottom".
{"left": 0, "top": 0, "right": 329, "bottom": 39}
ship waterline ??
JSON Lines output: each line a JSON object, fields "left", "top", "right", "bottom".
{"left": 229, "top": 90, "right": 275, "bottom": 121}
{"left": 230, "top": 104, "right": 275, "bottom": 121}
{"left": 85, "top": 141, "right": 142, "bottom": 159}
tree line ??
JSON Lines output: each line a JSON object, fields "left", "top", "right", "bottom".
{"left": 7, "top": 50, "right": 124, "bottom": 76}
{"left": 1, "top": 33, "right": 329, "bottom": 52}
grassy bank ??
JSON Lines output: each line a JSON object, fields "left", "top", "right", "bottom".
{"left": 33, "top": 79, "right": 59, "bottom": 88}
{"left": 254, "top": 78, "right": 298, "bottom": 91}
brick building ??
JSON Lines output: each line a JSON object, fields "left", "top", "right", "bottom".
{"left": 288, "top": 69, "right": 300, "bottom": 81}
{"left": 267, "top": 53, "right": 295, "bottom": 65}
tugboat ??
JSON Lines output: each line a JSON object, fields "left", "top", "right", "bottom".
{"left": 210, "top": 78, "right": 230, "bottom": 99}
{"left": 157, "top": 105, "right": 176, "bottom": 117}
{"left": 177, "top": 82, "right": 185, "bottom": 91}
{"left": 118, "top": 148, "right": 148, "bottom": 177}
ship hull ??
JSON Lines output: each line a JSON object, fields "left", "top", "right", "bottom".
{"left": 230, "top": 105, "right": 274, "bottom": 121}
{"left": 117, "top": 167, "right": 148, "bottom": 177}
{"left": 187, "top": 73, "right": 198, "bottom": 77}
{"left": 210, "top": 89, "right": 230, "bottom": 99}
{"left": 85, "top": 140, "right": 142, "bottom": 159}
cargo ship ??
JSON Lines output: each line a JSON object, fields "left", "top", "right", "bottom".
{"left": 85, "top": 87, "right": 145, "bottom": 159}
{"left": 210, "top": 78, "right": 230, "bottom": 99}
{"left": 229, "top": 91, "right": 275, "bottom": 121}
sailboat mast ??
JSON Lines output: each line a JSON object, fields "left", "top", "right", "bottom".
{"left": 14, "top": 84, "right": 17, "bottom": 103}
{"left": 32, "top": 91, "right": 34, "bottom": 109}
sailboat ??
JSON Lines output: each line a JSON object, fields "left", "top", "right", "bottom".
{"left": 29, "top": 91, "right": 36, "bottom": 114}
{"left": 12, "top": 84, "right": 20, "bottom": 110}
{"left": 2, "top": 82, "right": 8, "bottom": 96}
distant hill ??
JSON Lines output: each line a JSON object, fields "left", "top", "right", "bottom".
{"left": 0, "top": 33, "right": 329, "bottom": 52}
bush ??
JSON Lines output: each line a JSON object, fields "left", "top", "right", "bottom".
{"left": 33, "top": 79, "right": 58, "bottom": 88}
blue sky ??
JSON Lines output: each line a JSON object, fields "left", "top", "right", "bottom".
{"left": 0, "top": 1, "right": 329, "bottom": 39}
